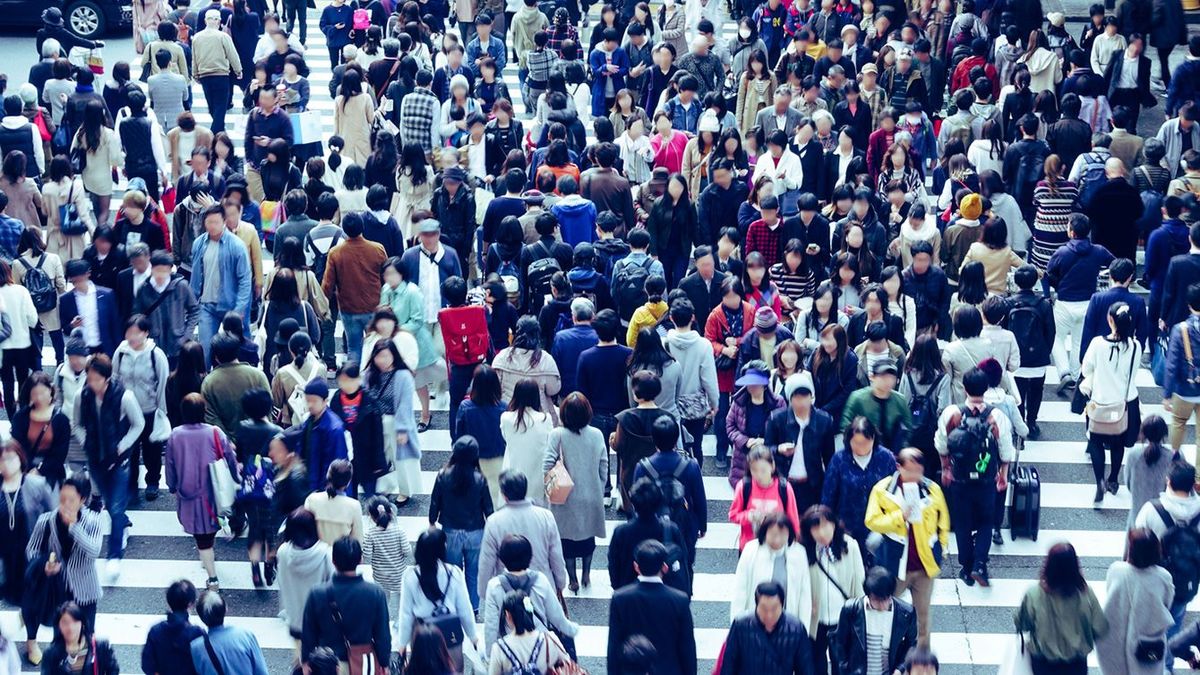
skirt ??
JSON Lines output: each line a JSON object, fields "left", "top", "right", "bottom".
{"left": 561, "top": 537, "right": 596, "bottom": 559}
{"left": 413, "top": 359, "right": 446, "bottom": 390}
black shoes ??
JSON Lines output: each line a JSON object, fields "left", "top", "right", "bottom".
{"left": 970, "top": 565, "right": 990, "bottom": 587}
{"left": 1094, "top": 484, "right": 1106, "bottom": 506}
{"left": 715, "top": 457, "right": 730, "bottom": 471}
{"left": 250, "top": 562, "right": 264, "bottom": 589}
{"left": 992, "top": 530, "right": 1004, "bottom": 546}
{"left": 264, "top": 560, "right": 277, "bottom": 586}
{"left": 1106, "top": 480, "right": 1119, "bottom": 496}
{"left": 1027, "top": 423, "right": 1041, "bottom": 440}
{"left": 145, "top": 485, "right": 159, "bottom": 501}
{"left": 959, "top": 567, "right": 975, "bottom": 586}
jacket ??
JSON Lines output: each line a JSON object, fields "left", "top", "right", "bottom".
{"left": 430, "top": 468, "right": 494, "bottom": 531}
{"left": 581, "top": 168, "right": 636, "bottom": 236}
{"left": 1047, "top": 238, "right": 1116, "bottom": 302}
{"left": 840, "top": 388, "right": 912, "bottom": 452}
{"left": 113, "top": 339, "right": 170, "bottom": 415}
{"left": 58, "top": 284, "right": 122, "bottom": 354}
{"left": 190, "top": 230, "right": 253, "bottom": 329}
{"left": 300, "top": 574, "right": 391, "bottom": 663}
{"left": 1164, "top": 316, "right": 1200, "bottom": 400}
{"left": 1095, "top": 561, "right": 1175, "bottom": 675}
{"left": 1005, "top": 289, "right": 1056, "bottom": 368}
{"left": 478, "top": 500, "right": 568, "bottom": 597}
{"left": 1087, "top": 179, "right": 1143, "bottom": 263}
{"left": 736, "top": 326, "right": 796, "bottom": 377}
{"left": 551, "top": 195, "right": 599, "bottom": 248}
{"left": 430, "top": 184, "right": 478, "bottom": 256}
{"left": 483, "top": 570, "right": 579, "bottom": 653}
{"left": 1016, "top": 584, "right": 1108, "bottom": 662}
{"left": 27, "top": 509, "right": 104, "bottom": 605}
{"left": 729, "top": 477, "right": 801, "bottom": 550}
{"left": 43, "top": 637, "right": 119, "bottom": 675}
{"left": 1161, "top": 254, "right": 1200, "bottom": 328}
{"left": 589, "top": 46, "right": 630, "bottom": 117}
{"left": 1081, "top": 286, "right": 1150, "bottom": 351}
{"left": 664, "top": 328, "right": 720, "bottom": 420}
{"left": 609, "top": 580, "right": 697, "bottom": 675}
{"left": 835, "top": 596, "right": 919, "bottom": 675}
{"left": 853, "top": 342, "right": 908, "bottom": 388}
{"left": 607, "top": 515, "right": 689, "bottom": 592}
{"left": 330, "top": 386, "right": 388, "bottom": 482}
{"left": 821, "top": 446, "right": 897, "bottom": 540}
{"left": 719, "top": 612, "right": 813, "bottom": 675}
{"left": 132, "top": 275, "right": 199, "bottom": 359}
{"left": 143, "top": 611, "right": 206, "bottom": 675}
{"left": 902, "top": 265, "right": 951, "bottom": 335}
{"left": 633, "top": 450, "right": 709, "bottom": 541}
{"left": 865, "top": 473, "right": 950, "bottom": 578}
{"left": 1156, "top": 117, "right": 1200, "bottom": 179}
{"left": 726, "top": 388, "right": 787, "bottom": 485}
{"left": 807, "top": 349, "right": 860, "bottom": 423}
{"left": 322, "top": 236, "right": 386, "bottom": 315}
{"left": 11, "top": 408, "right": 70, "bottom": 486}
{"left": 762, "top": 406, "right": 836, "bottom": 502}
{"left": 731, "top": 540, "right": 813, "bottom": 627}
{"left": 1166, "top": 58, "right": 1200, "bottom": 117}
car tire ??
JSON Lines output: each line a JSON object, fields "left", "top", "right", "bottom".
{"left": 65, "top": 0, "right": 107, "bottom": 39}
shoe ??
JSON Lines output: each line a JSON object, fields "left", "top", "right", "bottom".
{"left": 122, "top": 525, "right": 131, "bottom": 551}
{"left": 392, "top": 496, "right": 411, "bottom": 509}
{"left": 145, "top": 485, "right": 159, "bottom": 501}
{"left": 251, "top": 562, "right": 264, "bottom": 589}
{"left": 1028, "top": 423, "right": 1041, "bottom": 440}
{"left": 568, "top": 580, "right": 580, "bottom": 593}
{"left": 104, "top": 559, "right": 121, "bottom": 583}
{"left": 992, "top": 530, "right": 1004, "bottom": 546}
{"left": 206, "top": 577, "right": 220, "bottom": 591}
{"left": 715, "top": 457, "right": 730, "bottom": 471}
{"left": 970, "top": 565, "right": 990, "bottom": 587}
{"left": 1107, "top": 480, "right": 1119, "bottom": 496}
{"left": 1056, "top": 375, "right": 1076, "bottom": 397}
{"left": 959, "top": 567, "right": 975, "bottom": 586}
{"left": 26, "top": 641, "right": 41, "bottom": 666}
{"left": 1094, "top": 484, "right": 1105, "bottom": 506}
{"left": 264, "top": 560, "right": 277, "bottom": 586}
{"left": 417, "top": 421, "right": 430, "bottom": 433}
{"left": 581, "top": 574, "right": 591, "bottom": 588}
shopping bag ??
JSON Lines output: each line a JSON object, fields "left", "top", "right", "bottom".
{"left": 290, "top": 110, "right": 323, "bottom": 145}
{"left": 208, "top": 428, "right": 237, "bottom": 518}
{"left": 259, "top": 200, "right": 285, "bottom": 236}
{"left": 997, "top": 634, "right": 1034, "bottom": 675}
{"left": 87, "top": 48, "right": 105, "bottom": 75}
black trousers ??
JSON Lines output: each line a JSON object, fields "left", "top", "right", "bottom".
{"left": 949, "top": 482, "right": 997, "bottom": 572}
{"left": 1087, "top": 434, "right": 1126, "bottom": 486}
{"left": 715, "top": 392, "right": 731, "bottom": 461}
{"left": 0, "top": 346, "right": 37, "bottom": 419}
{"left": 812, "top": 622, "right": 840, "bottom": 675}
{"left": 128, "top": 411, "right": 165, "bottom": 491}
{"left": 1015, "top": 374, "right": 1045, "bottom": 428}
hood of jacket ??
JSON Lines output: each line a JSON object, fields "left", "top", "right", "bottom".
{"left": 554, "top": 194, "right": 593, "bottom": 217}
{"left": 1064, "top": 237, "right": 1095, "bottom": 257}
{"left": 665, "top": 328, "right": 706, "bottom": 354}
{"left": 567, "top": 265, "right": 604, "bottom": 290}
{"left": 1157, "top": 493, "right": 1200, "bottom": 523}
{"left": 1023, "top": 49, "right": 1059, "bottom": 75}
{"left": 284, "top": 541, "right": 333, "bottom": 577}
{"left": 969, "top": 101, "right": 997, "bottom": 119}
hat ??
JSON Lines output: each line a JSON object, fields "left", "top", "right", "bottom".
{"left": 754, "top": 306, "right": 778, "bottom": 332}
{"left": 784, "top": 371, "right": 815, "bottom": 399}
{"left": 871, "top": 358, "right": 899, "bottom": 377}
{"left": 275, "top": 318, "right": 300, "bottom": 347}
{"left": 303, "top": 378, "right": 330, "bottom": 399}
{"left": 1047, "top": 11, "right": 1065, "bottom": 27}
{"left": 840, "top": 22, "right": 859, "bottom": 35}
{"left": 521, "top": 189, "right": 545, "bottom": 205}
{"left": 573, "top": 241, "right": 595, "bottom": 261}
{"left": 861, "top": 63, "right": 878, "bottom": 75}
{"left": 42, "top": 7, "right": 63, "bottom": 25}
{"left": 65, "top": 259, "right": 91, "bottom": 279}
{"left": 65, "top": 328, "right": 89, "bottom": 357}
{"left": 897, "top": 48, "right": 914, "bottom": 61}
{"left": 443, "top": 166, "right": 466, "bottom": 183}
{"left": 417, "top": 218, "right": 441, "bottom": 234}
{"left": 698, "top": 111, "right": 721, "bottom": 134}
{"left": 960, "top": 193, "right": 983, "bottom": 220}
{"left": 735, "top": 368, "right": 770, "bottom": 387}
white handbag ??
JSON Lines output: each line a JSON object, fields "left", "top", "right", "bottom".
{"left": 207, "top": 427, "right": 237, "bottom": 518}
{"left": 997, "top": 634, "right": 1034, "bottom": 675}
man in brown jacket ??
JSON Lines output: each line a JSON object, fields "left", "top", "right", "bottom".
{"left": 580, "top": 143, "right": 636, "bottom": 236}
{"left": 322, "top": 211, "right": 387, "bottom": 366}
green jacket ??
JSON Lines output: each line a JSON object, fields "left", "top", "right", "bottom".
{"left": 201, "top": 362, "right": 271, "bottom": 444}
{"left": 381, "top": 281, "right": 439, "bottom": 369}
{"left": 1015, "top": 585, "right": 1108, "bottom": 662}
{"left": 840, "top": 387, "right": 912, "bottom": 451}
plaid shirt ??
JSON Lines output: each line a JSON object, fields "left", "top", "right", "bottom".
{"left": 400, "top": 87, "right": 441, "bottom": 154}
{"left": 0, "top": 215, "right": 22, "bottom": 260}
{"left": 547, "top": 24, "right": 578, "bottom": 58}
{"left": 526, "top": 48, "right": 560, "bottom": 85}
{"left": 861, "top": 86, "right": 889, "bottom": 129}
{"left": 745, "top": 218, "right": 785, "bottom": 267}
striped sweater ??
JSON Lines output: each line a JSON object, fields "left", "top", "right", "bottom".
{"left": 26, "top": 509, "right": 104, "bottom": 605}
{"left": 1029, "top": 179, "right": 1079, "bottom": 273}
{"left": 362, "top": 523, "right": 413, "bottom": 593}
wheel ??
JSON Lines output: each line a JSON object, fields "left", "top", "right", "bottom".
{"left": 65, "top": 0, "right": 106, "bottom": 40}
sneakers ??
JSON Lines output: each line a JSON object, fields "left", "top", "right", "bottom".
{"left": 959, "top": 566, "right": 975, "bottom": 586}
{"left": 145, "top": 485, "right": 160, "bottom": 501}
{"left": 970, "top": 565, "right": 990, "bottom": 587}
{"left": 1056, "top": 375, "right": 1076, "bottom": 397}
{"left": 25, "top": 641, "right": 41, "bottom": 665}
{"left": 104, "top": 558, "right": 122, "bottom": 583}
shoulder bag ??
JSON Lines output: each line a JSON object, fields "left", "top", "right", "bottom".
{"left": 203, "top": 635, "right": 227, "bottom": 675}
{"left": 208, "top": 427, "right": 237, "bottom": 518}
{"left": 21, "top": 517, "right": 65, "bottom": 628}
{"left": 1085, "top": 344, "right": 1137, "bottom": 437}
{"left": 418, "top": 566, "right": 465, "bottom": 671}
{"left": 544, "top": 431, "right": 575, "bottom": 505}
{"left": 327, "top": 588, "right": 385, "bottom": 675}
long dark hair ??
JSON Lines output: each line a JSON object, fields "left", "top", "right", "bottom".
{"left": 810, "top": 324, "right": 848, "bottom": 375}
{"left": 510, "top": 316, "right": 543, "bottom": 367}
{"left": 1040, "top": 542, "right": 1087, "bottom": 596}
{"left": 905, "top": 333, "right": 943, "bottom": 385}
{"left": 956, "top": 261, "right": 988, "bottom": 306}
{"left": 366, "top": 338, "right": 407, "bottom": 387}
{"left": 80, "top": 99, "right": 107, "bottom": 152}
{"left": 1141, "top": 415, "right": 1169, "bottom": 465}
{"left": 414, "top": 527, "right": 449, "bottom": 602}
{"left": 808, "top": 281, "right": 841, "bottom": 332}
{"left": 469, "top": 365, "right": 503, "bottom": 407}
{"left": 627, "top": 328, "right": 675, "bottom": 377}
{"left": 800, "top": 504, "right": 849, "bottom": 562}
{"left": 404, "top": 625, "right": 455, "bottom": 675}
{"left": 49, "top": 602, "right": 92, "bottom": 649}
{"left": 400, "top": 142, "right": 429, "bottom": 186}
{"left": 507, "top": 379, "right": 543, "bottom": 432}
{"left": 269, "top": 267, "right": 301, "bottom": 306}
{"left": 444, "top": 435, "right": 481, "bottom": 495}
{"left": 172, "top": 341, "right": 208, "bottom": 396}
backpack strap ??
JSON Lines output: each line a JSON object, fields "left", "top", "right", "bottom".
{"left": 777, "top": 478, "right": 789, "bottom": 507}
{"left": 639, "top": 457, "right": 660, "bottom": 480}
{"left": 1152, "top": 500, "right": 1178, "bottom": 528}
{"left": 203, "top": 636, "right": 227, "bottom": 675}
{"left": 741, "top": 478, "right": 752, "bottom": 509}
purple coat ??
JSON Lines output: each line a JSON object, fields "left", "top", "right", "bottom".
{"left": 725, "top": 387, "right": 786, "bottom": 487}
{"left": 165, "top": 423, "right": 239, "bottom": 535}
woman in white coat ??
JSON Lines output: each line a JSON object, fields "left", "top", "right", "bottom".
{"left": 0, "top": 260, "right": 39, "bottom": 420}
{"left": 731, "top": 511, "right": 812, "bottom": 629}
{"left": 802, "top": 504, "right": 865, "bottom": 673}
{"left": 1095, "top": 528, "right": 1174, "bottom": 675}
{"left": 493, "top": 317, "right": 562, "bottom": 426}
{"left": 500, "top": 380, "right": 555, "bottom": 506}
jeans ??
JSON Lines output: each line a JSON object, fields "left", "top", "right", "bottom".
{"left": 284, "top": 1, "right": 307, "bottom": 43}
{"left": 812, "top": 622, "right": 839, "bottom": 675}
{"left": 128, "top": 411, "right": 165, "bottom": 491}
{"left": 949, "top": 482, "right": 997, "bottom": 572}
{"left": 90, "top": 461, "right": 131, "bottom": 559}
{"left": 1051, "top": 300, "right": 1089, "bottom": 381}
{"left": 340, "top": 311, "right": 373, "bottom": 368}
{"left": 715, "top": 392, "right": 731, "bottom": 461}
{"left": 682, "top": 417, "right": 708, "bottom": 468}
{"left": 197, "top": 75, "right": 232, "bottom": 134}
{"left": 448, "top": 363, "right": 477, "bottom": 440}
{"left": 198, "top": 303, "right": 225, "bottom": 365}
{"left": 444, "top": 527, "right": 484, "bottom": 610}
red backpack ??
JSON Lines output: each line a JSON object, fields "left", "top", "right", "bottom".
{"left": 439, "top": 306, "right": 489, "bottom": 366}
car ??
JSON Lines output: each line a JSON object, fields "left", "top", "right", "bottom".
{"left": 1, "top": 0, "right": 133, "bottom": 40}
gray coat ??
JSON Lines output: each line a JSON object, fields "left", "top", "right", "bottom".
{"left": 542, "top": 426, "right": 609, "bottom": 541}
{"left": 1122, "top": 445, "right": 1177, "bottom": 530}
{"left": 477, "top": 500, "right": 568, "bottom": 598}
{"left": 1095, "top": 562, "right": 1174, "bottom": 675}
{"left": 133, "top": 276, "right": 200, "bottom": 359}
{"left": 13, "top": 474, "right": 55, "bottom": 539}
{"left": 1156, "top": 117, "right": 1200, "bottom": 178}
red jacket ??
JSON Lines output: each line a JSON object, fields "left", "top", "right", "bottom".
{"left": 704, "top": 302, "right": 757, "bottom": 392}
{"left": 728, "top": 477, "right": 802, "bottom": 550}
{"left": 950, "top": 56, "right": 999, "bottom": 99}
{"left": 866, "top": 128, "right": 896, "bottom": 183}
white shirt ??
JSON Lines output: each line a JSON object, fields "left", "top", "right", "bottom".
{"left": 1117, "top": 55, "right": 1138, "bottom": 89}
{"left": 418, "top": 244, "right": 444, "bottom": 322}
{"left": 466, "top": 137, "right": 487, "bottom": 178}
{"left": 75, "top": 282, "right": 100, "bottom": 347}
{"left": 788, "top": 414, "right": 808, "bottom": 481}
{"left": 132, "top": 267, "right": 151, "bottom": 299}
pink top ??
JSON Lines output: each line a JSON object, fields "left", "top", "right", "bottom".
{"left": 727, "top": 477, "right": 802, "bottom": 550}
{"left": 650, "top": 131, "right": 690, "bottom": 174}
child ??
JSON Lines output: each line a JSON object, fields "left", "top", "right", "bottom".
{"left": 361, "top": 496, "right": 413, "bottom": 631}
{"left": 444, "top": 106, "right": 470, "bottom": 147}
{"left": 626, "top": 275, "right": 669, "bottom": 348}
{"left": 324, "top": 136, "right": 347, "bottom": 191}
{"left": 236, "top": 389, "right": 283, "bottom": 587}
{"left": 330, "top": 363, "right": 389, "bottom": 501}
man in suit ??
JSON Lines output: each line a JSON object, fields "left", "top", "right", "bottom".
{"left": 754, "top": 85, "right": 804, "bottom": 139}
{"left": 60, "top": 258, "right": 122, "bottom": 356}
{"left": 1160, "top": 220, "right": 1200, "bottom": 330}
{"left": 835, "top": 566, "right": 919, "bottom": 674}
{"left": 607, "top": 541, "right": 697, "bottom": 675}
{"left": 115, "top": 243, "right": 152, "bottom": 324}
{"left": 679, "top": 247, "right": 726, "bottom": 327}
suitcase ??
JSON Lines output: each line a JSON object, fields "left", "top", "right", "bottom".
{"left": 1008, "top": 463, "right": 1041, "bottom": 541}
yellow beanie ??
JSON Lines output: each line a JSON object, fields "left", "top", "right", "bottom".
{"left": 960, "top": 193, "right": 983, "bottom": 220}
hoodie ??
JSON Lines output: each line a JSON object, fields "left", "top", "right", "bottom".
{"left": 1135, "top": 492, "right": 1200, "bottom": 539}
{"left": 591, "top": 237, "right": 630, "bottom": 282}
{"left": 1146, "top": 218, "right": 1191, "bottom": 299}
{"left": 664, "top": 328, "right": 720, "bottom": 420}
{"left": 142, "top": 611, "right": 205, "bottom": 675}
{"left": 1046, "top": 238, "right": 1115, "bottom": 302}
{"left": 112, "top": 338, "right": 170, "bottom": 415}
{"left": 551, "top": 195, "right": 598, "bottom": 248}
{"left": 276, "top": 540, "right": 335, "bottom": 634}
{"left": 567, "top": 265, "right": 614, "bottom": 311}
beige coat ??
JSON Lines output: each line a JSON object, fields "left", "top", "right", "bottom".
{"left": 1, "top": 177, "right": 46, "bottom": 230}
{"left": 12, "top": 251, "right": 66, "bottom": 331}
{"left": 71, "top": 127, "right": 123, "bottom": 197}
{"left": 140, "top": 40, "right": 189, "bottom": 78}
{"left": 736, "top": 74, "right": 776, "bottom": 138}
{"left": 40, "top": 178, "right": 94, "bottom": 261}
{"left": 333, "top": 94, "right": 375, "bottom": 165}
{"left": 167, "top": 126, "right": 214, "bottom": 181}
{"left": 680, "top": 137, "right": 713, "bottom": 200}
{"left": 961, "top": 242, "right": 1023, "bottom": 295}
{"left": 492, "top": 347, "right": 562, "bottom": 425}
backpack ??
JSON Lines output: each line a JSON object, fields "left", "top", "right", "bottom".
{"left": 18, "top": 255, "right": 57, "bottom": 313}
{"left": 441, "top": 306, "right": 489, "bottom": 366}
{"left": 525, "top": 242, "right": 561, "bottom": 308}
{"left": 740, "top": 476, "right": 790, "bottom": 513}
{"left": 638, "top": 453, "right": 692, "bottom": 535}
{"left": 352, "top": 7, "right": 371, "bottom": 29}
{"left": 612, "top": 256, "right": 654, "bottom": 323}
{"left": 562, "top": 60, "right": 588, "bottom": 87}
{"left": 1151, "top": 500, "right": 1200, "bottom": 605}
{"left": 278, "top": 363, "right": 321, "bottom": 424}
{"left": 554, "top": 309, "right": 574, "bottom": 334}
{"left": 493, "top": 246, "right": 522, "bottom": 304}
{"left": 307, "top": 231, "right": 342, "bottom": 283}
{"left": 906, "top": 372, "right": 943, "bottom": 451}
{"left": 659, "top": 516, "right": 693, "bottom": 593}
{"left": 946, "top": 405, "right": 999, "bottom": 483}
{"left": 496, "top": 632, "right": 545, "bottom": 675}
{"left": 1006, "top": 299, "right": 1050, "bottom": 370}
{"left": 1076, "top": 152, "right": 1108, "bottom": 209}
{"left": 59, "top": 183, "right": 87, "bottom": 237}
{"left": 1012, "top": 143, "right": 1048, "bottom": 207}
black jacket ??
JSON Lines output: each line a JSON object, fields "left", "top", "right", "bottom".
{"left": 782, "top": 213, "right": 832, "bottom": 273}
{"left": 82, "top": 244, "right": 129, "bottom": 293}
{"left": 1161, "top": 253, "right": 1200, "bottom": 328}
{"left": 846, "top": 312, "right": 908, "bottom": 352}
{"left": 11, "top": 406, "right": 70, "bottom": 487}
{"left": 833, "top": 102, "right": 872, "bottom": 153}
{"left": 431, "top": 184, "right": 478, "bottom": 259}
{"left": 696, "top": 181, "right": 749, "bottom": 249}
{"left": 361, "top": 211, "right": 406, "bottom": 258}
{"left": 763, "top": 406, "right": 836, "bottom": 501}
{"left": 43, "top": 637, "right": 119, "bottom": 675}
{"left": 301, "top": 575, "right": 392, "bottom": 663}
{"left": 902, "top": 265, "right": 951, "bottom": 336}
{"left": 1004, "top": 290, "right": 1056, "bottom": 368}
{"left": 680, "top": 271, "right": 727, "bottom": 328}
{"left": 330, "top": 388, "right": 389, "bottom": 483}
{"left": 429, "top": 469, "right": 494, "bottom": 531}
{"left": 793, "top": 139, "right": 824, "bottom": 196}
{"left": 142, "top": 611, "right": 205, "bottom": 675}
{"left": 719, "top": 613, "right": 813, "bottom": 675}
{"left": 1104, "top": 51, "right": 1155, "bottom": 107}
{"left": 1045, "top": 117, "right": 1093, "bottom": 171}
{"left": 607, "top": 516, "right": 689, "bottom": 592}
{"left": 607, "top": 581, "right": 697, "bottom": 675}
{"left": 919, "top": 57, "right": 948, "bottom": 113}
{"left": 835, "top": 597, "right": 919, "bottom": 675}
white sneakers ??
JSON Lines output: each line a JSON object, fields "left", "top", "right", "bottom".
{"left": 104, "top": 558, "right": 122, "bottom": 583}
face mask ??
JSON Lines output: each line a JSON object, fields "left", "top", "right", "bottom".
{"left": 906, "top": 113, "right": 921, "bottom": 124}
{"left": 739, "top": 27, "right": 751, "bottom": 39}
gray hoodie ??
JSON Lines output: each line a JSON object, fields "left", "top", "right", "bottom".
{"left": 1135, "top": 492, "right": 1200, "bottom": 538}
{"left": 112, "top": 338, "right": 170, "bottom": 414}
{"left": 133, "top": 275, "right": 199, "bottom": 359}
{"left": 664, "top": 327, "right": 719, "bottom": 421}
{"left": 276, "top": 540, "right": 334, "bottom": 634}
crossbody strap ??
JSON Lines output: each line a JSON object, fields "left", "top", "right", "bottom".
{"left": 816, "top": 554, "right": 850, "bottom": 600}
{"left": 1184, "top": 322, "right": 1195, "bottom": 369}
{"left": 203, "top": 636, "right": 227, "bottom": 675}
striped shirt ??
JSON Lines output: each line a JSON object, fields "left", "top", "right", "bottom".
{"left": 26, "top": 509, "right": 104, "bottom": 605}
{"left": 1029, "top": 179, "right": 1079, "bottom": 273}
{"left": 362, "top": 523, "right": 414, "bottom": 593}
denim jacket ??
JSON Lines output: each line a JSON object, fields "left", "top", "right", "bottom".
{"left": 190, "top": 230, "right": 253, "bottom": 332}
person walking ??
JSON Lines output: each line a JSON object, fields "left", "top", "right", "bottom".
{"left": 41, "top": 603, "right": 119, "bottom": 675}
{"left": 731, "top": 512, "right": 812, "bottom": 627}
{"left": 301, "top": 537, "right": 392, "bottom": 673}
{"left": 543, "top": 392, "right": 609, "bottom": 593}
{"left": 429, "top": 435, "right": 494, "bottom": 612}
{"left": 608, "top": 541, "right": 698, "bottom": 675}
{"left": 304, "top": 459, "right": 362, "bottom": 545}
{"left": 0, "top": 439, "right": 54, "bottom": 625}
{"left": 1123, "top": 416, "right": 1176, "bottom": 530}
{"left": 190, "top": 204, "right": 253, "bottom": 361}
{"left": 1095, "top": 528, "right": 1175, "bottom": 675}
{"left": 191, "top": 591, "right": 270, "bottom": 675}
{"left": 802, "top": 504, "right": 865, "bottom": 674}
{"left": 141, "top": 580, "right": 205, "bottom": 675}
{"left": 1015, "top": 543, "right": 1109, "bottom": 675}
{"left": 322, "top": 213, "right": 387, "bottom": 366}
{"left": 113, "top": 314, "right": 171, "bottom": 500}
{"left": 190, "top": 9, "right": 243, "bottom": 133}
{"left": 478, "top": 470, "right": 569, "bottom": 600}
{"left": 1079, "top": 302, "right": 1143, "bottom": 504}
{"left": 396, "top": 528, "right": 479, "bottom": 670}
{"left": 500, "top": 380, "right": 555, "bottom": 506}
{"left": 720, "top": 580, "right": 813, "bottom": 675}
{"left": 276, "top": 509, "right": 334, "bottom": 650}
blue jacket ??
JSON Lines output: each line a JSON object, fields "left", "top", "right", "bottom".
{"left": 589, "top": 46, "right": 630, "bottom": 118}
{"left": 465, "top": 35, "right": 507, "bottom": 78}
{"left": 318, "top": 4, "right": 354, "bottom": 49}
{"left": 455, "top": 399, "right": 507, "bottom": 458}
{"left": 567, "top": 266, "right": 615, "bottom": 312}
{"left": 1166, "top": 58, "right": 1200, "bottom": 117}
{"left": 1046, "top": 238, "right": 1115, "bottom": 302}
{"left": 551, "top": 196, "right": 598, "bottom": 248}
{"left": 58, "top": 284, "right": 121, "bottom": 355}
{"left": 1165, "top": 315, "right": 1200, "bottom": 400}
{"left": 1146, "top": 218, "right": 1190, "bottom": 313}
{"left": 1081, "top": 286, "right": 1150, "bottom": 351}
{"left": 189, "top": 624, "right": 269, "bottom": 675}
{"left": 663, "top": 95, "right": 700, "bottom": 135}
{"left": 284, "top": 408, "right": 349, "bottom": 492}
{"left": 398, "top": 244, "right": 463, "bottom": 292}
{"left": 551, "top": 325, "right": 599, "bottom": 396}
{"left": 632, "top": 449, "right": 708, "bottom": 540}
{"left": 752, "top": 3, "right": 789, "bottom": 55}
{"left": 820, "top": 446, "right": 897, "bottom": 540}
{"left": 190, "top": 230, "right": 253, "bottom": 332}
{"left": 144, "top": 611, "right": 205, "bottom": 675}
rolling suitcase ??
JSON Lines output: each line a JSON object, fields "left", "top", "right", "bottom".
{"left": 1008, "top": 462, "right": 1041, "bottom": 541}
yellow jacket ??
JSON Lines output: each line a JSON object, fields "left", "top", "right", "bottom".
{"left": 627, "top": 301, "right": 668, "bottom": 348}
{"left": 864, "top": 474, "right": 951, "bottom": 578}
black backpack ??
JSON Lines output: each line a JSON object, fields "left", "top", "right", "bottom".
{"left": 1152, "top": 500, "right": 1200, "bottom": 605}
{"left": 525, "top": 242, "right": 560, "bottom": 309}
{"left": 638, "top": 453, "right": 692, "bottom": 536}
{"left": 741, "top": 476, "right": 789, "bottom": 512}
{"left": 1076, "top": 152, "right": 1109, "bottom": 210}
{"left": 906, "top": 372, "right": 943, "bottom": 451}
{"left": 658, "top": 517, "right": 693, "bottom": 594}
{"left": 1007, "top": 298, "right": 1050, "bottom": 368}
{"left": 307, "top": 231, "right": 343, "bottom": 283}
{"left": 947, "top": 405, "right": 998, "bottom": 483}
{"left": 1012, "top": 142, "right": 1048, "bottom": 207}
{"left": 19, "top": 255, "right": 57, "bottom": 313}
{"left": 612, "top": 257, "right": 654, "bottom": 323}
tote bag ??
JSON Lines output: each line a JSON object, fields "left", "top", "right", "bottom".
{"left": 997, "top": 634, "right": 1034, "bottom": 675}
{"left": 208, "top": 427, "right": 237, "bottom": 518}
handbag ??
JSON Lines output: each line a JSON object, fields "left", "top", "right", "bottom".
{"left": 207, "top": 427, "right": 237, "bottom": 518}
{"left": 544, "top": 433, "right": 575, "bottom": 505}
{"left": 1151, "top": 335, "right": 1170, "bottom": 386}
{"left": 32, "top": 109, "right": 51, "bottom": 142}
{"left": 997, "top": 633, "right": 1034, "bottom": 675}
{"left": 59, "top": 183, "right": 88, "bottom": 237}
{"left": 21, "top": 518, "right": 66, "bottom": 628}
{"left": 1085, "top": 344, "right": 1137, "bottom": 437}
{"left": 1135, "top": 638, "right": 1166, "bottom": 663}
{"left": 419, "top": 569, "right": 465, "bottom": 671}
{"left": 327, "top": 590, "right": 386, "bottom": 675}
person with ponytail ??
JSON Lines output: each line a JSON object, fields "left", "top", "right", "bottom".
{"left": 487, "top": 590, "right": 573, "bottom": 674}
{"left": 1079, "top": 302, "right": 1143, "bottom": 506}
{"left": 1122, "top": 415, "right": 1176, "bottom": 530}
{"left": 429, "top": 435, "right": 494, "bottom": 612}
{"left": 270, "top": 331, "right": 327, "bottom": 428}
{"left": 303, "top": 459, "right": 363, "bottom": 544}
{"left": 362, "top": 496, "right": 414, "bottom": 634}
